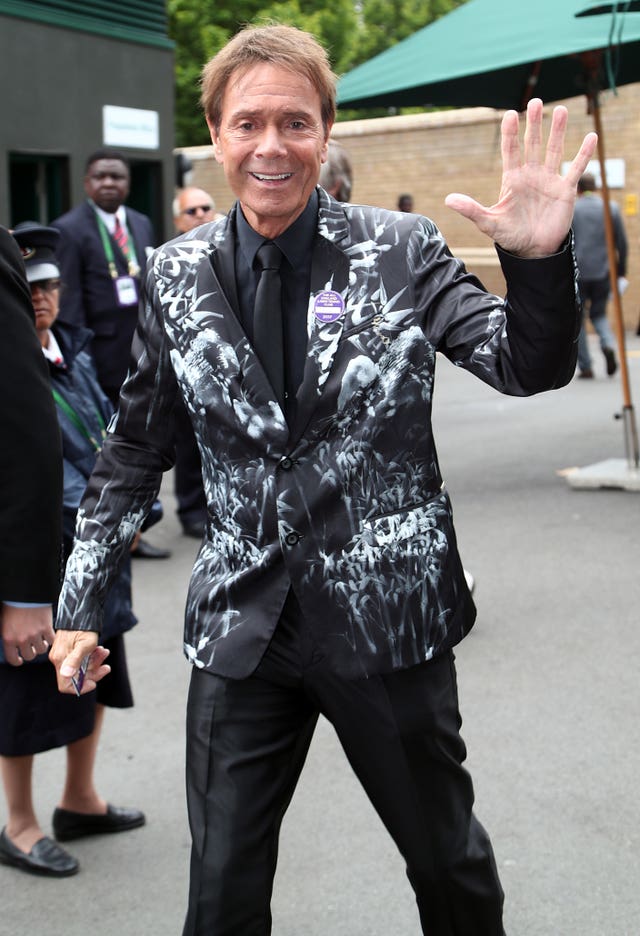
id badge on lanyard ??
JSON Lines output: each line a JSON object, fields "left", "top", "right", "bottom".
{"left": 114, "top": 275, "right": 138, "bottom": 307}
{"left": 93, "top": 206, "right": 141, "bottom": 307}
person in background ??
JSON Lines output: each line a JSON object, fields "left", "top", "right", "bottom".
{"left": 0, "top": 225, "right": 62, "bottom": 666}
{"left": 52, "top": 149, "right": 169, "bottom": 559}
{"left": 319, "top": 140, "right": 353, "bottom": 202}
{"left": 49, "top": 24, "right": 597, "bottom": 935}
{"left": 572, "top": 171, "right": 627, "bottom": 379}
{"left": 0, "top": 223, "right": 144, "bottom": 879}
{"left": 173, "top": 187, "right": 225, "bottom": 233}
{"left": 0, "top": 224, "right": 64, "bottom": 874}
{"left": 397, "top": 192, "right": 414, "bottom": 212}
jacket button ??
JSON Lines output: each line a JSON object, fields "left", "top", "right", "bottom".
{"left": 280, "top": 456, "right": 294, "bottom": 470}
{"left": 285, "top": 531, "right": 300, "bottom": 547}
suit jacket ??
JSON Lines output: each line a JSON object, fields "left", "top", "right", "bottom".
{"left": 0, "top": 227, "right": 63, "bottom": 603}
{"left": 52, "top": 201, "right": 155, "bottom": 399}
{"left": 56, "top": 190, "right": 580, "bottom": 679}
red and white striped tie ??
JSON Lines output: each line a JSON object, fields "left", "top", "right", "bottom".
{"left": 114, "top": 216, "right": 129, "bottom": 256}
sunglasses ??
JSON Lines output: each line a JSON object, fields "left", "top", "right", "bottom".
{"left": 182, "top": 205, "right": 213, "bottom": 216}
{"left": 30, "top": 278, "right": 61, "bottom": 294}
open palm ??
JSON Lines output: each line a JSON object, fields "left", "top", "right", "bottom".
{"left": 445, "top": 98, "right": 598, "bottom": 258}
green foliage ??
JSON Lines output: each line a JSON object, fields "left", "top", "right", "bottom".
{"left": 354, "top": 0, "right": 468, "bottom": 66}
{"left": 168, "top": 0, "right": 468, "bottom": 146}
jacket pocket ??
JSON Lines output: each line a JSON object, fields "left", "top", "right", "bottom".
{"left": 362, "top": 486, "right": 446, "bottom": 547}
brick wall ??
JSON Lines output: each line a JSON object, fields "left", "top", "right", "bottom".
{"left": 177, "top": 82, "right": 640, "bottom": 331}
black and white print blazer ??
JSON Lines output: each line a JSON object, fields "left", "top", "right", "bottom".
{"left": 56, "top": 188, "right": 580, "bottom": 679}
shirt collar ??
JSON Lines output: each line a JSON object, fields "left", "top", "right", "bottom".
{"left": 90, "top": 201, "right": 127, "bottom": 234}
{"left": 41, "top": 329, "right": 64, "bottom": 365}
{"left": 236, "top": 190, "right": 318, "bottom": 269}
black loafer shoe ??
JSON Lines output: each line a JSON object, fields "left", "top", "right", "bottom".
{"left": 52, "top": 804, "right": 146, "bottom": 842}
{"left": 182, "top": 522, "right": 204, "bottom": 539}
{"left": 0, "top": 828, "right": 79, "bottom": 877}
{"left": 131, "top": 537, "right": 171, "bottom": 559}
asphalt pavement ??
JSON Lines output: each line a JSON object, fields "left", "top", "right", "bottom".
{"left": 2, "top": 332, "right": 639, "bottom": 936}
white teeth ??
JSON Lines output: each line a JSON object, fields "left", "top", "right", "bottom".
{"left": 252, "top": 172, "right": 291, "bottom": 181}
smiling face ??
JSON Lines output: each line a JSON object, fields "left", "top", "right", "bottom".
{"left": 209, "top": 62, "right": 331, "bottom": 239}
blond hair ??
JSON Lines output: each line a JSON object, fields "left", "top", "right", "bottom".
{"left": 200, "top": 24, "right": 336, "bottom": 134}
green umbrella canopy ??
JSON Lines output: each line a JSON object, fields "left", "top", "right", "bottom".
{"left": 337, "top": 0, "right": 640, "bottom": 111}
{"left": 338, "top": 0, "right": 640, "bottom": 466}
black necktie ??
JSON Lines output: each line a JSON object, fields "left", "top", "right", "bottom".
{"left": 253, "top": 242, "right": 285, "bottom": 407}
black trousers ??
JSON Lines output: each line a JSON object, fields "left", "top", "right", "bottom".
{"left": 183, "top": 593, "right": 505, "bottom": 935}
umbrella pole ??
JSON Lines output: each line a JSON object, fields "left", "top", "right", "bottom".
{"left": 589, "top": 92, "right": 639, "bottom": 469}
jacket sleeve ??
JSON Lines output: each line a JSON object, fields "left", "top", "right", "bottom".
{"left": 410, "top": 218, "right": 580, "bottom": 395}
{"left": 55, "top": 258, "right": 178, "bottom": 633}
{"left": 0, "top": 227, "right": 63, "bottom": 602}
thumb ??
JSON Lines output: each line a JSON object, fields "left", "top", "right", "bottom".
{"left": 60, "top": 652, "right": 86, "bottom": 678}
{"left": 59, "top": 641, "right": 97, "bottom": 677}
{"left": 444, "top": 192, "right": 485, "bottom": 223}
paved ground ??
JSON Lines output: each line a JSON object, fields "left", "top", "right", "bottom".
{"left": 2, "top": 332, "right": 639, "bottom": 935}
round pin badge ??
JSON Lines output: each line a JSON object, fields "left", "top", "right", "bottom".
{"left": 313, "top": 290, "right": 345, "bottom": 323}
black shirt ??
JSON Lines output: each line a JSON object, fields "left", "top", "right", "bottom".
{"left": 235, "top": 190, "right": 318, "bottom": 422}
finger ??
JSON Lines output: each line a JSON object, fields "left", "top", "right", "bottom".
{"left": 523, "top": 97, "right": 544, "bottom": 165}
{"left": 444, "top": 193, "right": 484, "bottom": 222}
{"left": 77, "top": 665, "right": 112, "bottom": 696}
{"left": 90, "top": 646, "right": 111, "bottom": 667}
{"left": 57, "top": 651, "right": 89, "bottom": 694}
{"left": 444, "top": 193, "right": 495, "bottom": 239}
{"left": 16, "top": 641, "right": 39, "bottom": 662}
{"left": 59, "top": 648, "right": 95, "bottom": 679}
{"left": 543, "top": 105, "right": 568, "bottom": 174}
{"left": 60, "top": 647, "right": 111, "bottom": 695}
{"left": 84, "top": 654, "right": 112, "bottom": 691}
{"left": 32, "top": 632, "right": 53, "bottom": 656}
{"left": 563, "top": 131, "right": 599, "bottom": 188}
{"left": 3, "top": 642, "right": 23, "bottom": 667}
{"left": 500, "top": 109, "right": 521, "bottom": 173}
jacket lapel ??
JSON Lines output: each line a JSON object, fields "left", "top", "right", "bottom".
{"left": 290, "top": 193, "right": 351, "bottom": 442}
{"left": 191, "top": 216, "right": 289, "bottom": 436}
{"left": 179, "top": 198, "right": 353, "bottom": 445}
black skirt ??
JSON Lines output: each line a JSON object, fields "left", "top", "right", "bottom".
{"left": 0, "top": 634, "right": 134, "bottom": 757}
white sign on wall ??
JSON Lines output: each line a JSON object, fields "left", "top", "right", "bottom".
{"left": 562, "top": 157, "right": 625, "bottom": 189}
{"left": 103, "top": 105, "right": 159, "bottom": 150}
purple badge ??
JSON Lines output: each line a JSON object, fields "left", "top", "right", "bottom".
{"left": 313, "top": 290, "right": 345, "bottom": 323}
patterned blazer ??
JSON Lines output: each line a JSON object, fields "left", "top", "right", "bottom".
{"left": 56, "top": 188, "right": 580, "bottom": 679}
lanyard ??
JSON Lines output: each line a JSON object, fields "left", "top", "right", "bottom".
{"left": 92, "top": 207, "right": 140, "bottom": 279}
{"left": 52, "top": 388, "right": 106, "bottom": 453}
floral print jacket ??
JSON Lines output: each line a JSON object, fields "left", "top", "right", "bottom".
{"left": 56, "top": 188, "right": 580, "bottom": 679}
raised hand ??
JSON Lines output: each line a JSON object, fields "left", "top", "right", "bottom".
{"left": 444, "top": 97, "right": 598, "bottom": 259}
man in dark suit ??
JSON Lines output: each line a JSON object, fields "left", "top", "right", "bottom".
{"left": 0, "top": 226, "right": 62, "bottom": 665}
{"left": 52, "top": 149, "right": 169, "bottom": 559}
{"left": 49, "top": 25, "right": 597, "bottom": 935}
